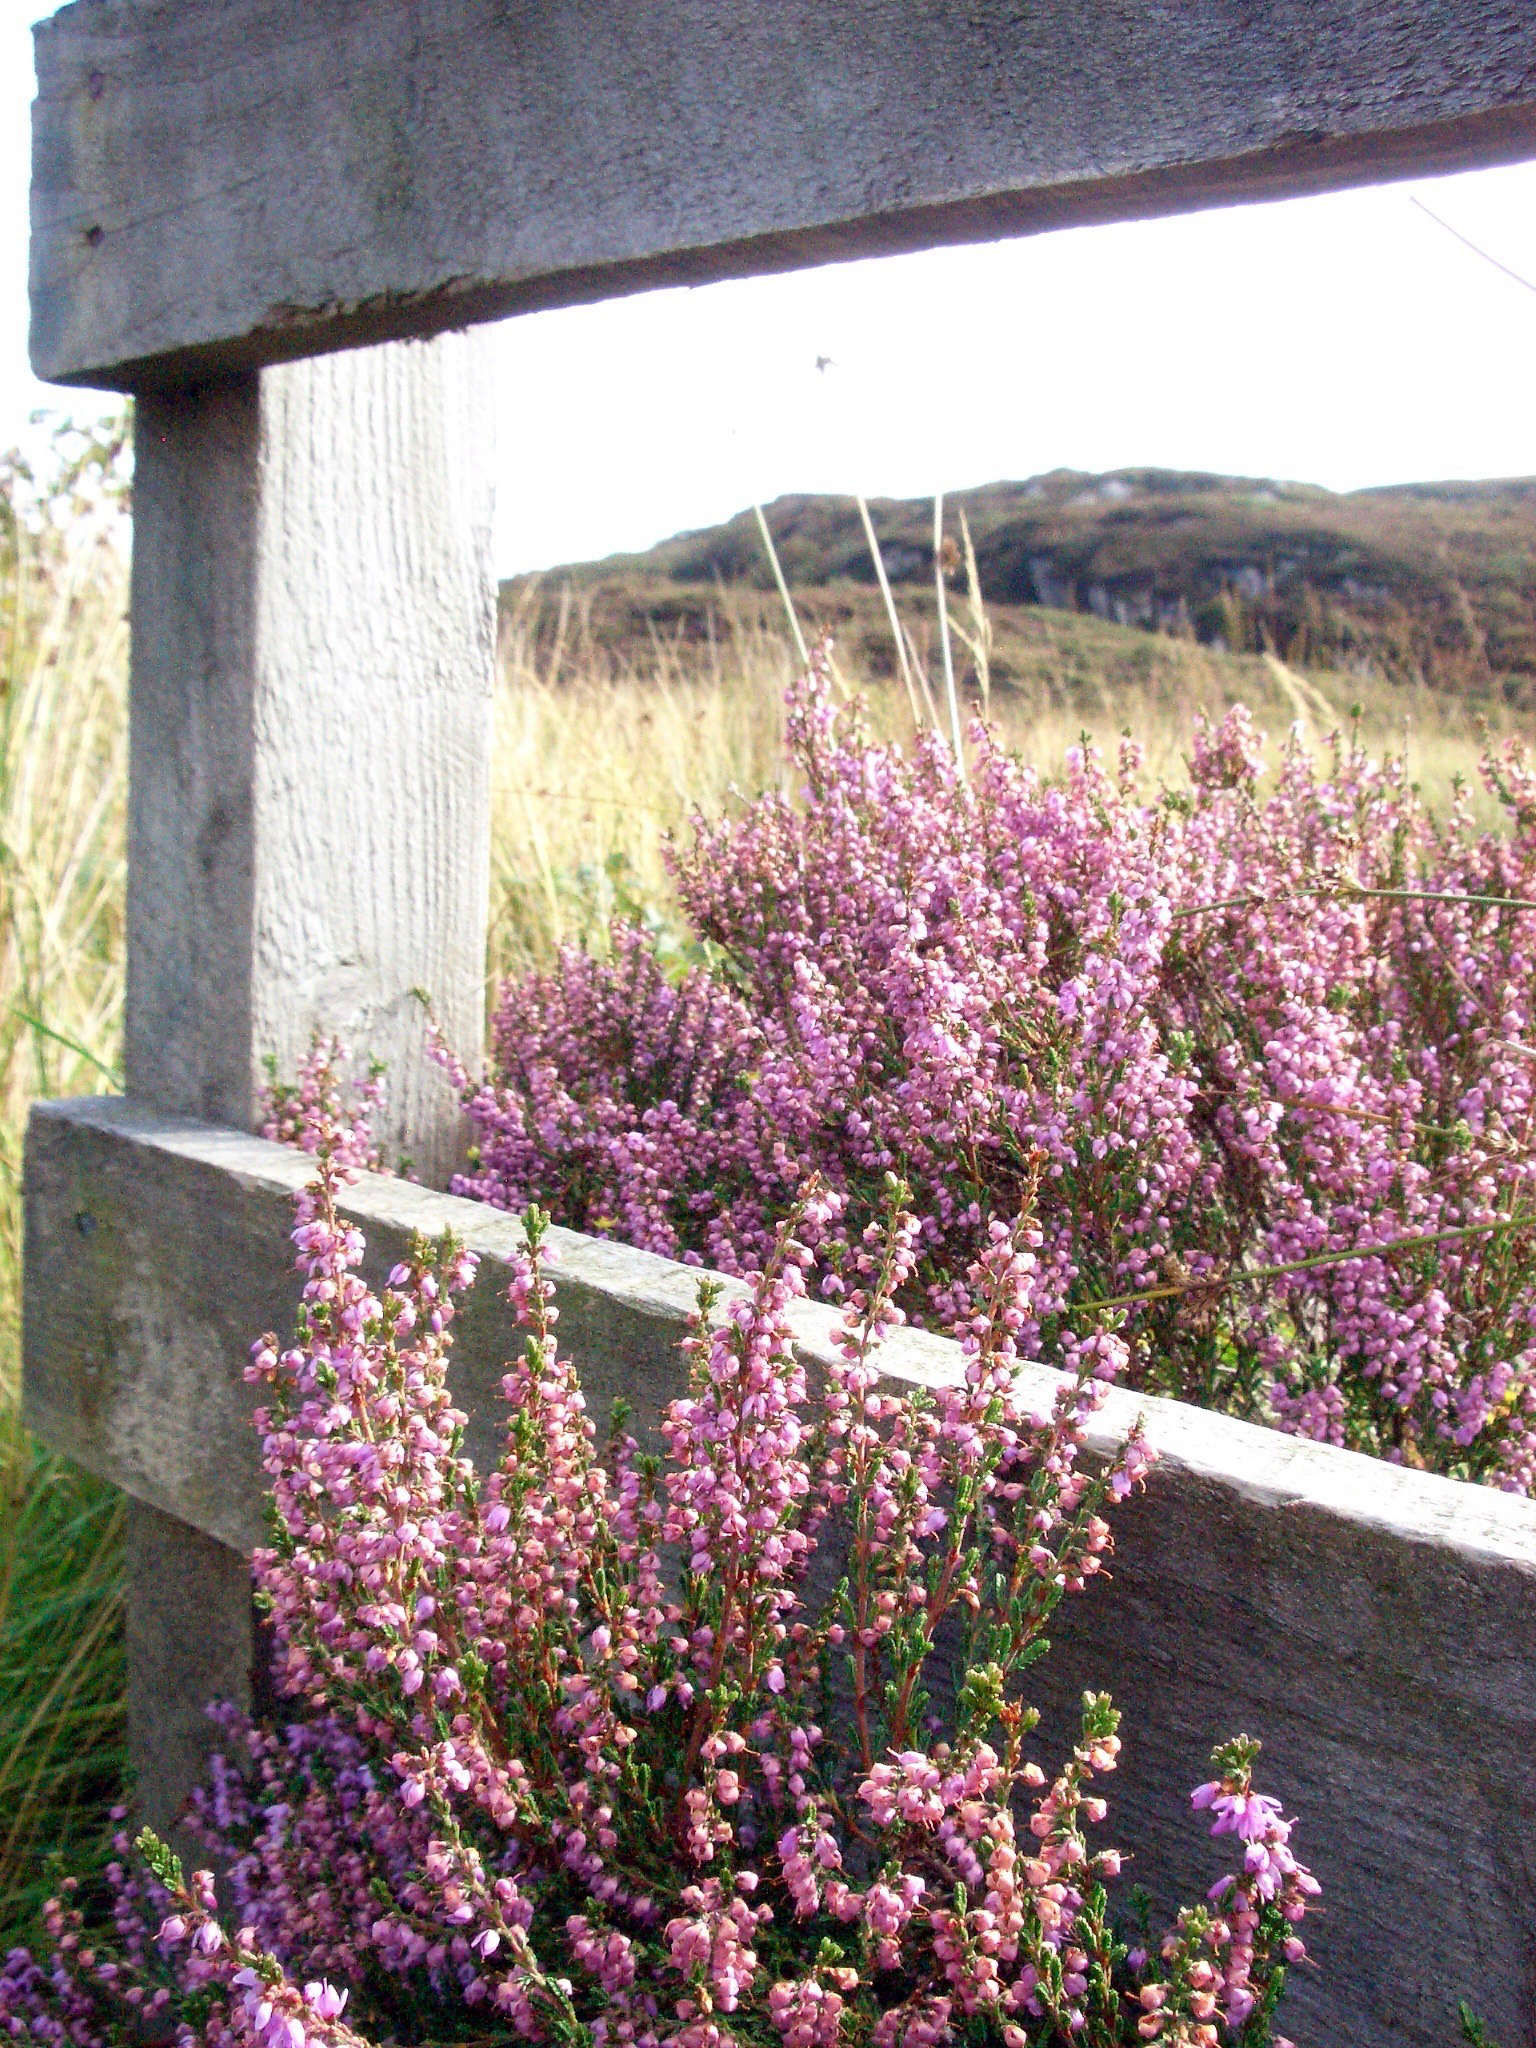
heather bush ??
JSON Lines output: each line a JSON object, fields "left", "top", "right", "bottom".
{"left": 0, "top": 1100, "right": 1317, "bottom": 2046}
{"left": 447, "top": 652, "right": 1536, "bottom": 1489}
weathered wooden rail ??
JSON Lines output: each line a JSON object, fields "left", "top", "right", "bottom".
{"left": 28, "top": 1092, "right": 1536, "bottom": 2047}
{"left": 28, "top": 0, "right": 1536, "bottom": 390}
{"left": 22, "top": 1, "right": 1536, "bottom": 2041}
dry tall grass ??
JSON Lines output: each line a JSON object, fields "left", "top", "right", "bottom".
{"left": 490, "top": 584, "right": 795, "bottom": 978}
{"left": 0, "top": 430, "right": 128, "bottom": 1939}
{"left": 491, "top": 574, "right": 1528, "bottom": 980}
{"left": 0, "top": 501, "right": 127, "bottom": 1347}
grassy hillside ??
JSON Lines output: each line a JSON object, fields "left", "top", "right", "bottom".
{"left": 510, "top": 469, "right": 1536, "bottom": 707}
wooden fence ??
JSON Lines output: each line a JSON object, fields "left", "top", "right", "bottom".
{"left": 22, "top": 2, "right": 1536, "bottom": 2041}
{"left": 26, "top": 1091, "right": 1536, "bottom": 2044}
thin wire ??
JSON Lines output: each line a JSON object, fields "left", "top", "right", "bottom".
{"left": 1078, "top": 1217, "right": 1521, "bottom": 1315}
{"left": 1409, "top": 196, "right": 1536, "bottom": 299}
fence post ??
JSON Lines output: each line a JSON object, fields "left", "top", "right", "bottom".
{"left": 123, "top": 336, "right": 494, "bottom": 1827}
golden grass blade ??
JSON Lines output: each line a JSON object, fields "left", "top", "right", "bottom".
{"left": 752, "top": 504, "right": 810, "bottom": 668}
{"left": 933, "top": 493, "right": 966, "bottom": 776}
{"left": 958, "top": 506, "right": 992, "bottom": 718}
{"left": 856, "top": 493, "right": 925, "bottom": 734}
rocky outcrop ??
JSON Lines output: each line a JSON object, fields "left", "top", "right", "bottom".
{"left": 543, "top": 468, "right": 1536, "bottom": 704}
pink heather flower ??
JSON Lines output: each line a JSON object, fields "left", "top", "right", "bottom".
{"left": 438, "top": 655, "right": 1536, "bottom": 1496}
{"left": 2, "top": 982, "right": 1323, "bottom": 2048}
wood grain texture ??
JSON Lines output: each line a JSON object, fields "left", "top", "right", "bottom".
{"left": 119, "top": 332, "right": 493, "bottom": 1823}
{"left": 125, "top": 1501, "right": 262, "bottom": 1835}
{"left": 127, "top": 334, "right": 495, "bottom": 1184}
{"left": 26, "top": 1093, "right": 1536, "bottom": 2046}
{"left": 31, "top": 0, "right": 1536, "bottom": 387}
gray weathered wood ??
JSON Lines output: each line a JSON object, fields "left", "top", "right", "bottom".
{"left": 120, "top": 334, "right": 494, "bottom": 1824}
{"left": 26, "top": 1093, "right": 1536, "bottom": 2048}
{"left": 31, "top": 0, "right": 1536, "bottom": 389}
{"left": 128, "top": 337, "right": 495, "bottom": 1178}
{"left": 125, "top": 1501, "right": 264, "bottom": 1845}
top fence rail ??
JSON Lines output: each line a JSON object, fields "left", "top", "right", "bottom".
{"left": 29, "top": 0, "right": 1536, "bottom": 390}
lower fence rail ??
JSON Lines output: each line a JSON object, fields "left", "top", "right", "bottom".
{"left": 24, "top": 1092, "right": 1536, "bottom": 2048}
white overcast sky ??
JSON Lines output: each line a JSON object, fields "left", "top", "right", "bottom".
{"left": 6, "top": 0, "right": 1536, "bottom": 575}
